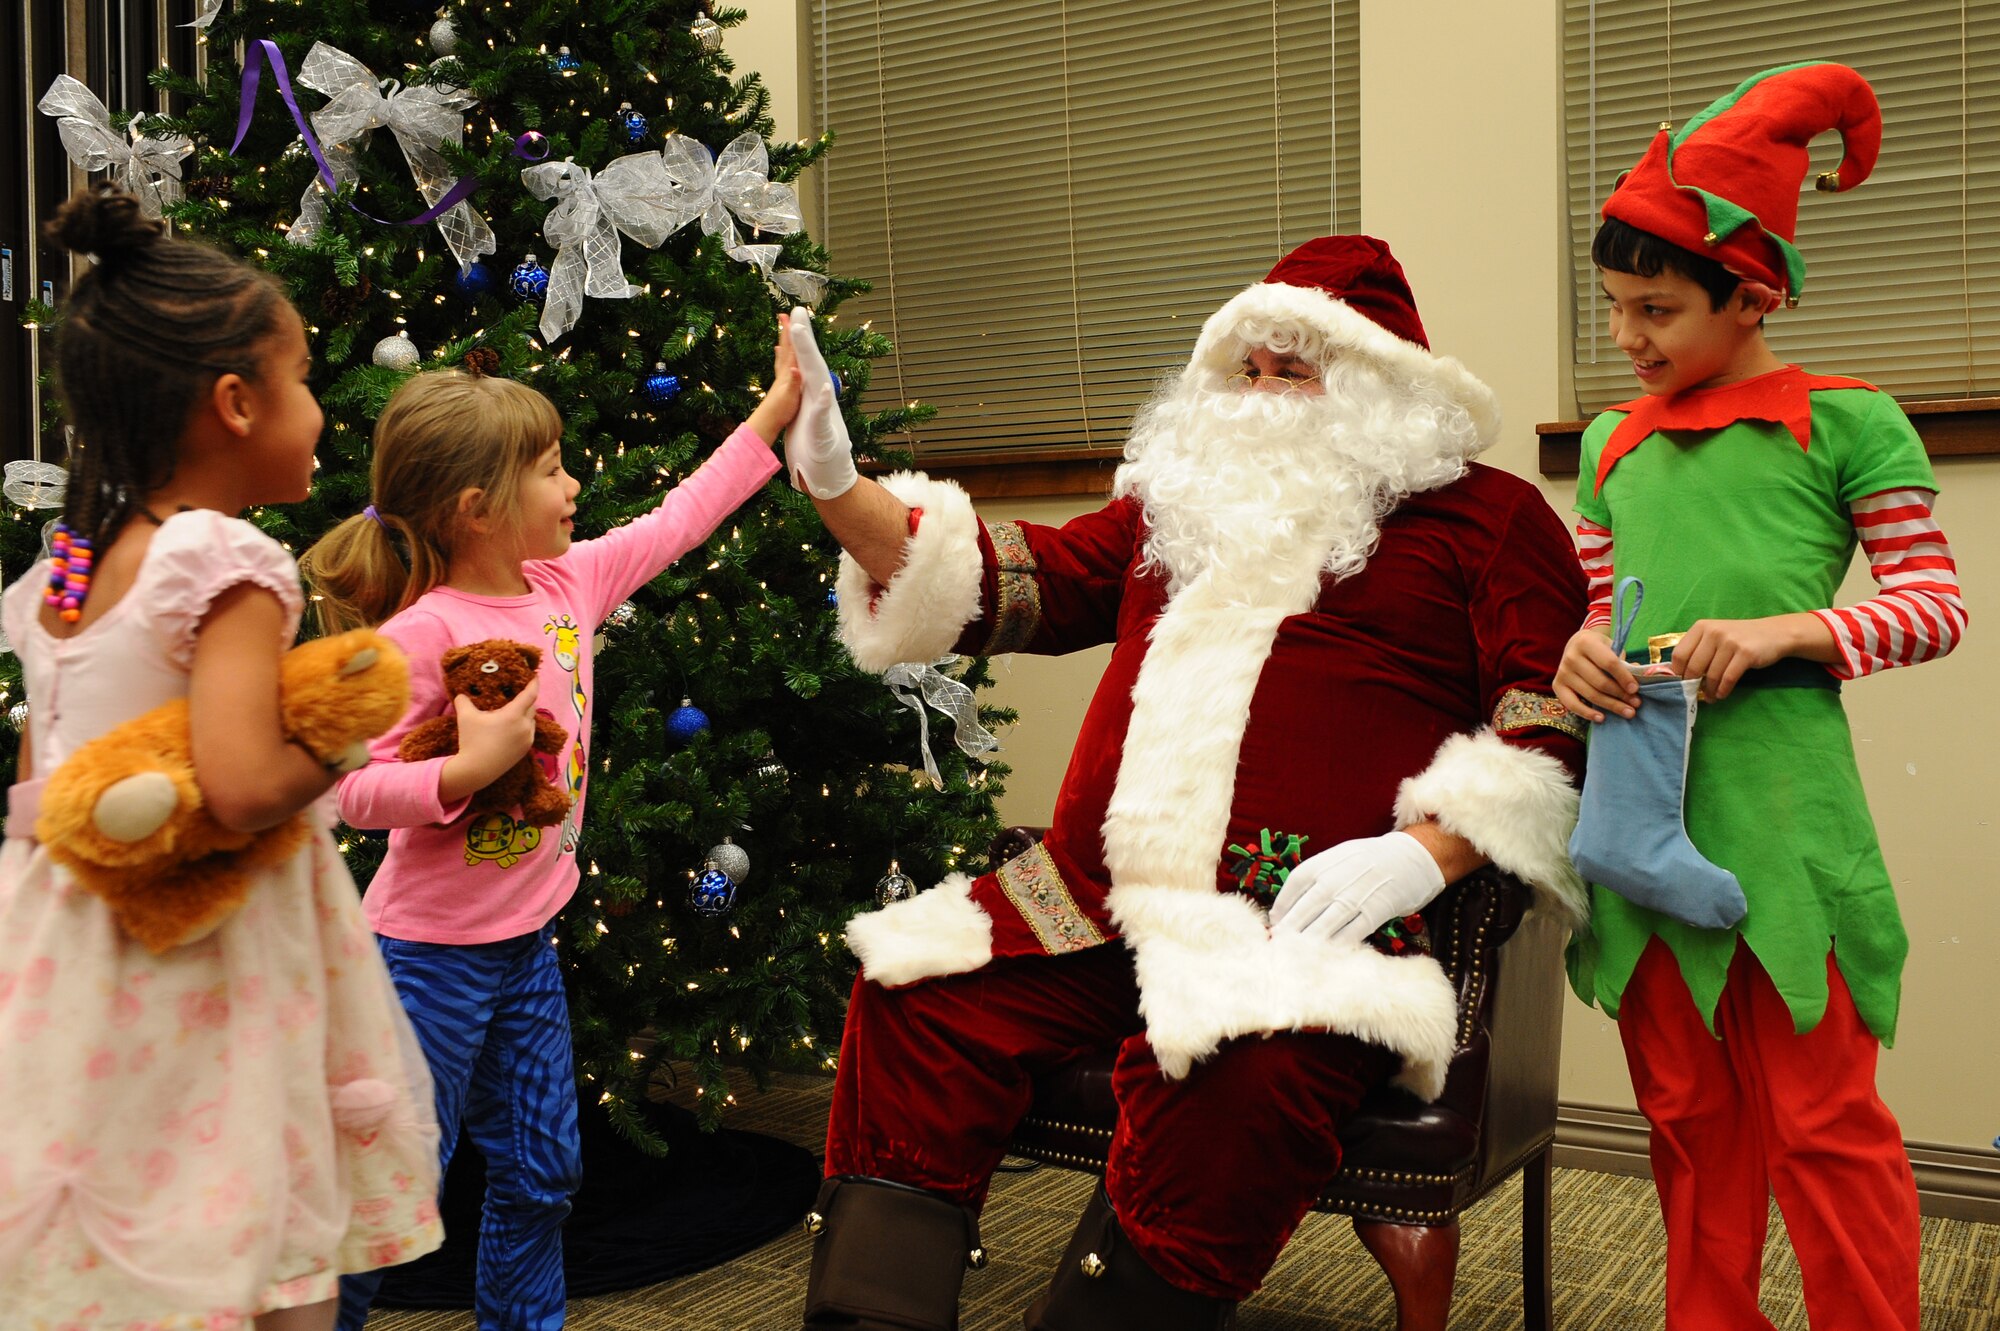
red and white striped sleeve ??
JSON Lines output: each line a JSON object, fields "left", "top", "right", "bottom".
{"left": 1813, "top": 488, "right": 1967, "bottom": 679}
{"left": 1577, "top": 519, "right": 1615, "bottom": 628}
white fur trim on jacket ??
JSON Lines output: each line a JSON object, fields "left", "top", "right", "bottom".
{"left": 1191, "top": 283, "right": 1501, "bottom": 448}
{"left": 835, "top": 471, "right": 984, "bottom": 674}
{"left": 1108, "top": 884, "right": 1460, "bottom": 1099}
{"left": 844, "top": 872, "right": 993, "bottom": 988}
{"left": 1394, "top": 729, "right": 1588, "bottom": 928}
{"left": 1099, "top": 555, "right": 1461, "bottom": 1096}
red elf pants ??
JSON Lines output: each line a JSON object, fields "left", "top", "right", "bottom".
{"left": 1618, "top": 937, "right": 1920, "bottom": 1330}
{"left": 825, "top": 944, "right": 1395, "bottom": 1300}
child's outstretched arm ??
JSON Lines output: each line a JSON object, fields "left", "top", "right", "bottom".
{"left": 189, "top": 584, "right": 340, "bottom": 832}
{"left": 561, "top": 320, "right": 793, "bottom": 623}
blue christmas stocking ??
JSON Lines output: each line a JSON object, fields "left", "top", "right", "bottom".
{"left": 1567, "top": 579, "right": 1748, "bottom": 930}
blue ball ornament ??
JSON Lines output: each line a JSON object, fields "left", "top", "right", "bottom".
{"left": 642, "top": 362, "right": 682, "bottom": 404}
{"left": 509, "top": 253, "right": 550, "bottom": 303}
{"left": 826, "top": 588, "right": 839, "bottom": 607}
{"left": 689, "top": 866, "right": 738, "bottom": 917}
{"left": 615, "top": 102, "right": 649, "bottom": 146}
{"left": 452, "top": 261, "right": 497, "bottom": 300}
{"left": 551, "top": 45, "right": 581, "bottom": 75}
{"left": 666, "top": 697, "right": 711, "bottom": 744}
{"left": 829, "top": 370, "right": 844, "bottom": 397}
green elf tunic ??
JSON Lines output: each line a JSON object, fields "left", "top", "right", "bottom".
{"left": 1565, "top": 367, "right": 1937, "bottom": 1043}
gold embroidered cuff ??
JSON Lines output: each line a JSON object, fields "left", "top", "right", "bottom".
{"left": 1493, "top": 688, "right": 1585, "bottom": 742}
{"left": 995, "top": 841, "right": 1105, "bottom": 954}
{"left": 977, "top": 521, "right": 1043, "bottom": 655}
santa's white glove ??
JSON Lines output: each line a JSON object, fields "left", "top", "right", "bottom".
{"left": 1267, "top": 831, "right": 1447, "bottom": 946}
{"left": 784, "top": 307, "right": 858, "bottom": 501}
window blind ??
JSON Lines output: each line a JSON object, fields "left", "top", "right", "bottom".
{"left": 1565, "top": 0, "right": 2000, "bottom": 412}
{"left": 810, "top": 1, "right": 1359, "bottom": 455}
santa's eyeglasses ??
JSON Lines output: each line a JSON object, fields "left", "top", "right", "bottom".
{"left": 1224, "top": 370, "right": 1322, "bottom": 393}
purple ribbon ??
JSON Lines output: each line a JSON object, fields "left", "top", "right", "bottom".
{"left": 231, "top": 39, "right": 549, "bottom": 230}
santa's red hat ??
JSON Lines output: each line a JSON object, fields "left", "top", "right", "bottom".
{"left": 1190, "top": 235, "right": 1500, "bottom": 445}
{"left": 1603, "top": 61, "right": 1881, "bottom": 303}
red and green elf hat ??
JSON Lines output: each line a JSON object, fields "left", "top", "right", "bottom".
{"left": 1602, "top": 61, "right": 1881, "bottom": 304}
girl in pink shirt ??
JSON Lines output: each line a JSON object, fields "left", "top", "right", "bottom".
{"left": 301, "top": 332, "right": 799, "bottom": 1330}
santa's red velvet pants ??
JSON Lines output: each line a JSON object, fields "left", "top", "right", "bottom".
{"left": 1618, "top": 937, "right": 1920, "bottom": 1330}
{"left": 825, "top": 945, "right": 1394, "bottom": 1300}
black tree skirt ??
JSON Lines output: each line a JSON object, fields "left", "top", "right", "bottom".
{"left": 374, "top": 1095, "right": 819, "bottom": 1307}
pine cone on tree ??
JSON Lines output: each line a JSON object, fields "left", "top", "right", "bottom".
{"left": 461, "top": 346, "right": 501, "bottom": 377}
{"left": 184, "top": 174, "right": 232, "bottom": 203}
{"left": 320, "top": 274, "right": 373, "bottom": 323}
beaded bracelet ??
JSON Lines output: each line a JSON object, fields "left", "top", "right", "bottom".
{"left": 44, "top": 523, "right": 93, "bottom": 623}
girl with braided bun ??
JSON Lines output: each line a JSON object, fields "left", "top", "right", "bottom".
{"left": 0, "top": 185, "right": 442, "bottom": 1331}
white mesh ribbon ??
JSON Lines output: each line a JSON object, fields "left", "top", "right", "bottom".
{"left": 2, "top": 461, "right": 69, "bottom": 511}
{"left": 881, "top": 656, "right": 1001, "bottom": 791}
{"left": 657, "top": 132, "right": 823, "bottom": 302}
{"left": 185, "top": 0, "right": 224, "bottom": 28}
{"left": 286, "top": 42, "right": 495, "bottom": 274}
{"left": 37, "top": 76, "right": 193, "bottom": 220}
{"left": 522, "top": 153, "right": 683, "bottom": 342}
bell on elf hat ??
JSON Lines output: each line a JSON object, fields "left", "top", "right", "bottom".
{"left": 1602, "top": 61, "right": 1881, "bottom": 307}
{"left": 1188, "top": 234, "right": 1501, "bottom": 446}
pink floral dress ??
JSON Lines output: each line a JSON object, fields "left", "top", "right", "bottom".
{"left": 0, "top": 511, "right": 442, "bottom": 1328}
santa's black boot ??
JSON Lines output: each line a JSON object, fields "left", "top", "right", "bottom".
{"left": 801, "top": 1175, "right": 987, "bottom": 1330}
{"left": 1023, "top": 1184, "right": 1237, "bottom": 1330}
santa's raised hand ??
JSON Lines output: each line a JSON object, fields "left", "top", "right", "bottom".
{"left": 784, "top": 307, "right": 858, "bottom": 500}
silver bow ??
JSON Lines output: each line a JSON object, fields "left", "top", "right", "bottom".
{"left": 37, "top": 76, "right": 192, "bottom": 219}
{"left": 657, "top": 131, "right": 820, "bottom": 296}
{"left": 286, "top": 42, "right": 495, "bottom": 274}
{"left": 522, "top": 153, "right": 683, "bottom": 342}
{"left": 881, "top": 656, "right": 1001, "bottom": 790}
{"left": 2, "top": 461, "right": 66, "bottom": 510}
{"left": 184, "top": 0, "right": 224, "bottom": 28}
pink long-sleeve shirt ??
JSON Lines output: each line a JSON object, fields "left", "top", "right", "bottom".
{"left": 339, "top": 425, "right": 780, "bottom": 943}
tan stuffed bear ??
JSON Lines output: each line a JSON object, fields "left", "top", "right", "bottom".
{"left": 397, "top": 639, "right": 573, "bottom": 828}
{"left": 35, "top": 628, "right": 411, "bottom": 954}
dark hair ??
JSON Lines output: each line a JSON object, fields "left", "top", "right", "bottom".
{"left": 1591, "top": 216, "right": 1743, "bottom": 311}
{"left": 44, "top": 184, "right": 290, "bottom": 543}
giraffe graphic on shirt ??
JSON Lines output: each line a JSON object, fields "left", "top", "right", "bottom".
{"left": 545, "top": 613, "right": 588, "bottom": 853}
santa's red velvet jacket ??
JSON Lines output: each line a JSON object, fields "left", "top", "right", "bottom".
{"left": 834, "top": 280, "right": 1588, "bottom": 1102}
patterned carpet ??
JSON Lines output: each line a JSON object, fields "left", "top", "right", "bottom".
{"left": 367, "top": 1069, "right": 2000, "bottom": 1331}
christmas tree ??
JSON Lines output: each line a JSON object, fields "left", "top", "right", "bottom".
{"left": 8, "top": 0, "right": 1011, "bottom": 1144}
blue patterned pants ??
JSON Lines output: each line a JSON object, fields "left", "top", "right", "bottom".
{"left": 337, "top": 928, "right": 582, "bottom": 1331}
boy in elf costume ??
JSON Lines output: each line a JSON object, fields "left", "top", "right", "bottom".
{"left": 1554, "top": 62, "right": 1967, "bottom": 1330}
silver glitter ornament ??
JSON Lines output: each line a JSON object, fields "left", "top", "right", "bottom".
{"left": 371, "top": 330, "right": 421, "bottom": 370}
{"left": 707, "top": 837, "right": 750, "bottom": 884}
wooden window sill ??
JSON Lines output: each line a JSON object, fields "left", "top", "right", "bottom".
{"left": 1538, "top": 396, "right": 2000, "bottom": 478}
{"left": 862, "top": 446, "right": 1128, "bottom": 499}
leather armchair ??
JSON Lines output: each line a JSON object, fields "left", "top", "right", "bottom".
{"left": 1001, "top": 830, "right": 1565, "bottom": 1331}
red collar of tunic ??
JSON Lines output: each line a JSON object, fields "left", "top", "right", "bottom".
{"left": 1594, "top": 365, "right": 1878, "bottom": 494}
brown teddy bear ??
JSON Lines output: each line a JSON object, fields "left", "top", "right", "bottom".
{"left": 36, "top": 628, "right": 411, "bottom": 954}
{"left": 397, "top": 639, "right": 573, "bottom": 828}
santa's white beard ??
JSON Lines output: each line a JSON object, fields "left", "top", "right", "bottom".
{"left": 1113, "top": 360, "right": 1479, "bottom": 601}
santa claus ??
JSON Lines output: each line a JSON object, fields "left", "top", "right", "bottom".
{"left": 782, "top": 236, "right": 1588, "bottom": 1330}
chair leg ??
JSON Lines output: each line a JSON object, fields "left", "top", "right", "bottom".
{"left": 1353, "top": 1217, "right": 1460, "bottom": 1331}
{"left": 1522, "top": 1145, "right": 1555, "bottom": 1331}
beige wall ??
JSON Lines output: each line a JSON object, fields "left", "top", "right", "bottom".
{"left": 784, "top": 1, "right": 2000, "bottom": 1157}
